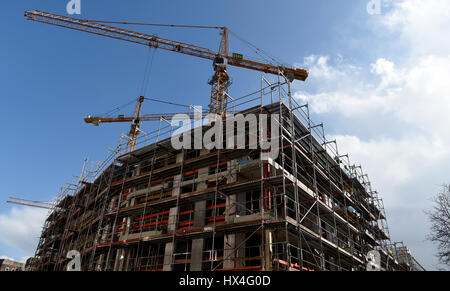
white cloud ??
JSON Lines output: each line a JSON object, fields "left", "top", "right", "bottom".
{"left": 331, "top": 135, "right": 445, "bottom": 204}
{"left": 0, "top": 207, "right": 48, "bottom": 257}
{"left": 0, "top": 255, "right": 16, "bottom": 261}
{"left": 380, "top": 0, "right": 450, "bottom": 56}
{"left": 370, "top": 58, "right": 402, "bottom": 90}
{"left": 294, "top": 0, "right": 450, "bottom": 269}
{"left": 303, "top": 55, "right": 359, "bottom": 81}
{"left": 297, "top": 54, "right": 450, "bottom": 140}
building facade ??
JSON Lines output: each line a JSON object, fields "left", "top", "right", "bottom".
{"left": 33, "top": 81, "right": 405, "bottom": 271}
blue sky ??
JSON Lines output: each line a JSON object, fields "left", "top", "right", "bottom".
{"left": 1, "top": 0, "right": 448, "bottom": 270}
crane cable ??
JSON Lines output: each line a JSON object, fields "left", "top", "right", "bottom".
{"left": 143, "top": 97, "right": 190, "bottom": 108}
{"left": 96, "top": 96, "right": 192, "bottom": 121}
{"left": 84, "top": 19, "right": 289, "bottom": 114}
{"left": 140, "top": 46, "right": 156, "bottom": 96}
{"left": 228, "top": 29, "right": 287, "bottom": 67}
{"left": 86, "top": 19, "right": 285, "bottom": 70}
{"left": 101, "top": 98, "right": 138, "bottom": 117}
{"left": 139, "top": 46, "right": 191, "bottom": 109}
{"left": 82, "top": 19, "right": 224, "bottom": 30}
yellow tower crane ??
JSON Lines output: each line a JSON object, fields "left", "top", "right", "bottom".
{"left": 24, "top": 10, "right": 308, "bottom": 116}
{"left": 25, "top": 10, "right": 309, "bottom": 153}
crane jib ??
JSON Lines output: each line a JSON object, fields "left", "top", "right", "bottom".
{"left": 24, "top": 10, "right": 308, "bottom": 82}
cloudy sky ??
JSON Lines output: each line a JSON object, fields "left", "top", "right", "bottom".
{"left": 295, "top": 0, "right": 450, "bottom": 270}
{"left": 1, "top": 0, "right": 449, "bottom": 270}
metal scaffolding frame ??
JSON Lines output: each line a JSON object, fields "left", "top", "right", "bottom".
{"left": 32, "top": 75, "right": 398, "bottom": 271}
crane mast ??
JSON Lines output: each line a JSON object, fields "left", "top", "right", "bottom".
{"left": 209, "top": 27, "right": 230, "bottom": 116}
{"left": 126, "top": 96, "right": 144, "bottom": 152}
{"left": 84, "top": 97, "right": 210, "bottom": 153}
{"left": 24, "top": 10, "right": 308, "bottom": 117}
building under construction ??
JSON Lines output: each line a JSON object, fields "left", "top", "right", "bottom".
{"left": 388, "top": 242, "right": 426, "bottom": 271}
{"left": 24, "top": 10, "right": 409, "bottom": 272}
{"left": 32, "top": 78, "right": 404, "bottom": 271}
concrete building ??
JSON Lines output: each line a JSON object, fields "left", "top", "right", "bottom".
{"left": 389, "top": 243, "right": 426, "bottom": 271}
{"left": 32, "top": 80, "right": 404, "bottom": 271}
{"left": 0, "top": 259, "right": 25, "bottom": 271}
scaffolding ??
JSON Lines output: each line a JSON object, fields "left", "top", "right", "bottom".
{"left": 33, "top": 75, "right": 400, "bottom": 271}
{"left": 388, "top": 242, "right": 426, "bottom": 271}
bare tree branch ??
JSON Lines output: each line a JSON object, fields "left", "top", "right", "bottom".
{"left": 425, "top": 185, "right": 450, "bottom": 268}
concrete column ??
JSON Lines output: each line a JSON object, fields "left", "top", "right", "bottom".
{"left": 227, "top": 160, "right": 237, "bottom": 183}
{"left": 190, "top": 238, "right": 205, "bottom": 271}
{"left": 190, "top": 198, "right": 207, "bottom": 271}
{"left": 163, "top": 242, "right": 174, "bottom": 271}
{"left": 193, "top": 200, "right": 207, "bottom": 227}
{"left": 223, "top": 159, "right": 247, "bottom": 269}
{"left": 116, "top": 248, "right": 129, "bottom": 271}
{"left": 163, "top": 152, "right": 184, "bottom": 271}
{"left": 113, "top": 249, "right": 123, "bottom": 271}
{"left": 226, "top": 195, "right": 236, "bottom": 223}
{"left": 224, "top": 160, "right": 236, "bottom": 269}
{"left": 223, "top": 232, "right": 245, "bottom": 269}
{"left": 226, "top": 160, "right": 246, "bottom": 216}
{"left": 223, "top": 233, "right": 235, "bottom": 269}
{"left": 189, "top": 164, "right": 208, "bottom": 271}
{"left": 197, "top": 165, "right": 209, "bottom": 190}
{"left": 167, "top": 207, "right": 178, "bottom": 232}
{"left": 119, "top": 249, "right": 130, "bottom": 271}
{"left": 225, "top": 159, "right": 238, "bottom": 222}
{"left": 264, "top": 229, "right": 273, "bottom": 271}
{"left": 167, "top": 174, "right": 182, "bottom": 232}
{"left": 135, "top": 163, "right": 141, "bottom": 176}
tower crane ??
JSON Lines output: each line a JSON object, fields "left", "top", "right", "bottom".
{"left": 84, "top": 96, "right": 209, "bottom": 152}
{"left": 124, "top": 95, "right": 144, "bottom": 153}
{"left": 24, "top": 10, "right": 308, "bottom": 117}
